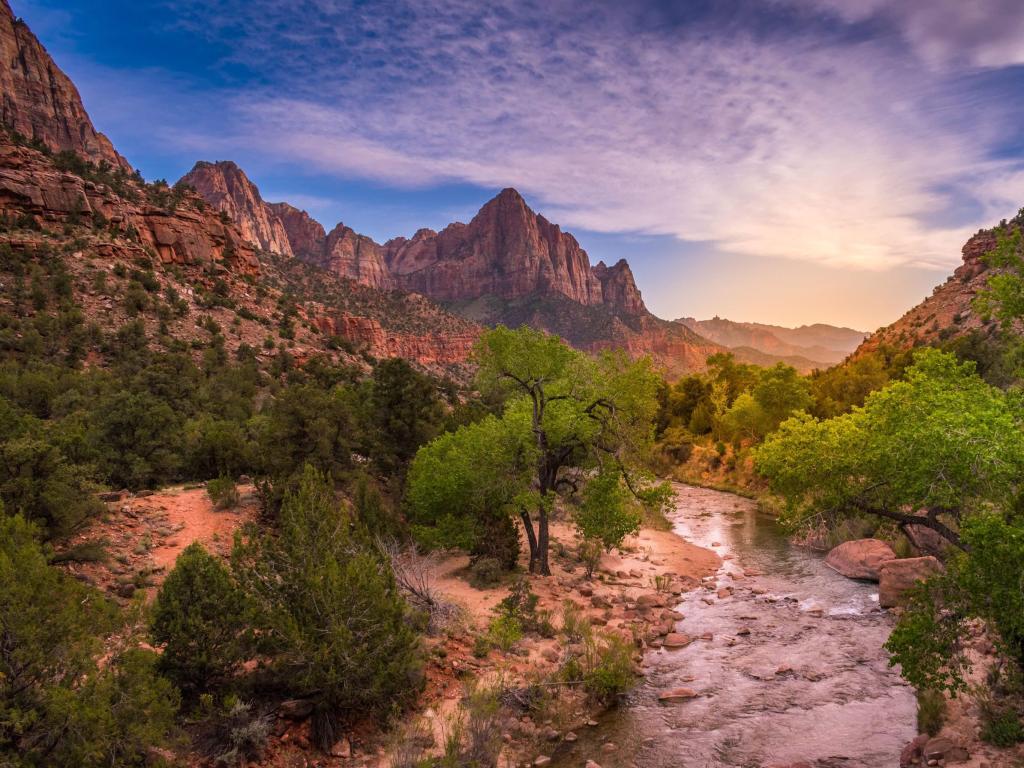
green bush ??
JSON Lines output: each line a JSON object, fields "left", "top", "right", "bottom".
{"left": 486, "top": 615, "right": 522, "bottom": 653}
{"left": 232, "top": 466, "right": 422, "bottom": 749}
{"left": 468, "top": 556, "right": 504, "bottom": 589}
{"left": 0, "top": 513, "right": 178, "bottom": 766}
{"left": 206, "top": 475, "right": 240, "bottom": 510}
{"left": 582, "top": 632, "right": 635, "bottom": 702}
{"left": 151, "top": 543, "right": 250, "bottom": 695}
{"left": 916, "top": 688, "right": 946, "bottom": 736}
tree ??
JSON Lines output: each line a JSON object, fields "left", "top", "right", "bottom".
{"left": 89, "top": 389, "right": 181, "bottom": 489}
{"left": 367, "top": 358, "right": 444, "bottom": 475}
{"left": 411, "top": 326, "right": 668, "bottom": 575}
{"left": 0, "top": 513, "right": 178, "bottom": 766}
{"left": 755, "top": 349, "right": 1024, "bottom": 550}
{"left": 575, "top": 468, "right": 642, "bottom": 550}
{"left": 232, "top": 466, "right": 421, "bottom": 749}
{"left": 151, "top": 543, "right": 250, "bottom": 695}
{"left": 405, "top": 413, "right": 529, "bottom": 567}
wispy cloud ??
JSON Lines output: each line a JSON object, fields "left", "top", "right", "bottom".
{"left": 96, "top": 0, "right": 1024, "bottom": 269}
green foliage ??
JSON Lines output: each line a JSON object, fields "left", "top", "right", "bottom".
{"left": 368, "top": 358, "right": 444, "bottom": 475}
{"left": 486, "top": 615, "right": 522, "bottom": 653}
{"left": 468, "top": 556, "right": 504, "bottom": 589}
{"left": 232, "top": 466, "right": 422, "bottom": 748}
{"left": 89, "top": 389, "right": 182, "bottom": 490}
{"left": 581, "top": 632, "right": 636, "bottom": 702}
{"left": 975, "top": 222, "right": 1024, "bottom": 328}
{"left": 151, "top": 543, "right": 250, "bottom": 695}
{"left": 916, "top": 688, "right": 946, "bottom": 736}
{"left": 0, "top": 514, "right": 178, "bottom": 766}
{"left": 575, "top": 468, "right": 642, "bottom": 550}
{"left": 756, "top": 349, "right": 1024, "bottom": 545}
{"left": 206, "top": 475, "right": 240, "bottom": 510}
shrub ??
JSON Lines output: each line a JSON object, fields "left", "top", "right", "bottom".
{"left": 207, "top": 475, "right": 240, "bottom": 510}
{"left": 0, "top": 513, "right": 178, "bottom": 766}
{"left": 579, "top": 537, "right": 603, "bottom": 579}
{"left": 151, "top": 543, "right": 250, "bottom": 695}
{"left": 916, "top": 688, "right": 946, "bottom": 736}
{"left": 194, "top": 698, "right": 272, "bottom": 767}
{"left": 560, "top": 600, "right": 587, "bottom": 643}
{"left": 582, "top": 632, "right": 635, "bottom": 702}
{"left": 468, "top": 556, "right": 504, "bottom": 589}
{"left": 232, "top": 466, "right": 422, "bottom": 749}
{"left": 487, "top": 615, "right": 522, "bottom": 653}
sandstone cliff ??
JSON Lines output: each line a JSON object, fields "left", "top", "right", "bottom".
{"left": 384, "top": 188, "right": 614, "bottom": 308}
{"left": 0, "top": 0, "right": 130, "bottom": 171}
{"left": 267, "top": 201, "right": 325, "bottom": 259}
{"left": 854, "top": 228, "right": 999, "bottom": 357}
{"left": 180, "top": 161, "right": 292, "bottom": 256}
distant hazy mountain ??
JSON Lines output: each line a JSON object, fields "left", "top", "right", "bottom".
{"left": 676, "top": 317, "right": 867, "bottom": 368}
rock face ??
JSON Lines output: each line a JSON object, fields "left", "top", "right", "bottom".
{"left": 319, "top": 223, "right": 393, "bottom": 290}
{"left": 313, "top": 313, "right": 477, "bottom": 366}
{"left": 824, "top": 539, "right": 897, "bottom": 581}
{"left": 267, "top": 201, "right": 325, "bottom": 259}
{"left": 384, "top": 188, "right": 618, "bottom": 308}
{"left": 679, "top": 317, "right": 866, "bottom": 368}
{"left": 878, "top": 556, "right": 945, "bottom": 608}
{"left": 854, "top": 225, "right": 1004, "bottom": 359}
{"left": 0, "top": 139, "right": 259, "bottom": 278}
{"left": 180, "top": 161, "right": 293, "bottom": 256}
{"left": 0, "top": 1, "right": 130, "bottom": 171}
{"left": 592, "top": 259, "right": 645, "bottom": 315}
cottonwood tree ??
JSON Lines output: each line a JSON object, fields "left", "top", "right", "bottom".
{"left": 755, "top": 348, "right": 1024, "bottom": 551}
{"left": 408, "top": 326, "right": 669, "bottom": 575}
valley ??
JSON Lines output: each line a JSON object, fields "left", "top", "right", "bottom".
{"left": 2, "top": 3, "right": 1024, "bottom": 768}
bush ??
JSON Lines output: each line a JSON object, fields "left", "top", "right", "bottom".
{"left": 469, "top": 556, "right": 504, "bottom": 589}
{"left": 232, "top": 466, "right": 422, "bottom": 749}
{"left": 582, "top": 632, "right": 635, "bottom": 702}
{"left": 916, "top": 688, "right": 946, "bottom": 736}
{"left": 579, "top": 537, "right": 603, "bottom": 579}
{"left": 0, "top": 513, "right": 178, "bottom": 766}
{"left": 194, "top": 698, "right": 272, "bottom": 767}
{"left": 487, "top": 615, "right": 522, "bottom": 653}
{"left": 151, "top": 543, "right": 250, "bottom": 695}
{"left": 207, "top": 475, "right": 240, "bottom": 510}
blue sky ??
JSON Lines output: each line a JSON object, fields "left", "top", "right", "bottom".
{"left": 14, "top": 0, "right": 1024, "bottom": 329}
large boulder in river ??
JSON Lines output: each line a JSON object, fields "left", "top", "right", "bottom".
{"left": 878, "top": 556, "right": 944, "bottom": 608}
{"left": 824, "top": 539, "right": 896, "bottom": 581}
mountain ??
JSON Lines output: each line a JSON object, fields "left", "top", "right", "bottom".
{"left": 678, "top": 316, "right": 867, "bottom": 368}
{"left": 382, "top": 188, "right": 644, "bottom": 313}
{"left": 853, "top": 227, "right": 999, "bottom": 358}
{"left": 0, "top": 1, "right": 130, "bottom": 171}
{"left": 180, "top": 160, "right": 394, "bottom": 290}
{"left": 178, "top": 168, "right": 730, "bottom": 375}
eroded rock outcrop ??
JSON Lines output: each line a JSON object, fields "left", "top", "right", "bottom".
{"left": 0, "top": 0, "right": 130, "bottom": 171}
{"left": 0, "top": 138, "right": 259, "bottom": 278}
{"left": 314, "top": 313, "right": 478, "bottom": 365}
{"left": 384, "top": 188, "right": 612, "bottom": 307}
{"left": 267, "top": 201, "right": 326, "bottom": 259}
{"left": 180, "top": 161, "right": 292, "bottom": 256}
{"left": 318, "top": 223, "right": 393, "bottom": 290}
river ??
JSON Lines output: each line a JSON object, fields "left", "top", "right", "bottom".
{"left": 551, "top": 483, "right": 916, "bottom": 768}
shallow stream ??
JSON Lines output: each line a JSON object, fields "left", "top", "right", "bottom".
{"left": 551, "top": 483, "right": 916, "bottom": 768}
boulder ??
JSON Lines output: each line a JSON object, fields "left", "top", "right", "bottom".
{"left": 277, "top": 698, "right": 315, "bottom": 720}
{"left": 878, "top": 556, "right": 944, "bottom": 608}
{"left": 824, "top": 539, "right": 896, "bottom": 581}
{"left": 923, "top": 736, "right": 969, "bottom": 764}
{"left": 663, "top": 633, "right": 691, "bottom": 648}
{"left": 658, "top": 687, "right": 698, "bottom": 702}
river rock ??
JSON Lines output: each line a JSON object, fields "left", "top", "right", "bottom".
{"left": 878, "top": 556, "right": 944, "bottom": 607}
{"left": 663, "top": 632, "right": 691, "bottom": 648}
{"left": 824, "top": 539, "right": 896, "bottom": 581}
{"left": 658, "top": 687, "right": 698, "bottom": 702}
{"left": 923, "top": 736, "right": 969, "bottom": 763}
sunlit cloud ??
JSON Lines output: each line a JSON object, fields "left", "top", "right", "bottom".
{"left": 88, "top": 0, "right": 1024, "bottom": 270}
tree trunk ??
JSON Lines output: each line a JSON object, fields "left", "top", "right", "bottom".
{"left": 537, "top": 503, "right": 550, "bottom": 576}
{"left": 519, "top": 508, "right": 540, "bottom": 573}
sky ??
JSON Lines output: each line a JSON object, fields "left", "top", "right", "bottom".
{"left": 13, "top": 0, "right": 1024, "bottom": 330}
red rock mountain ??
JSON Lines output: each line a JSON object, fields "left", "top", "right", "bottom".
{"left": 678, "top": 317, "right": 866, "bottom": 367}
{"left": 0, "top": 0, "right": 130, "bottom": 171}
{"left": 180, "top": 161, "right": 293, "bottom": 256}
{"left": 383, "top": 188, "right": 643, "bottom": 312}
{"left": 853, "top": 227, "right": 1000, "bottom": 358}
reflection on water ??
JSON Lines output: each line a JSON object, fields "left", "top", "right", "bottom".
{"left": 550, "top": 483, "right": 915, "bottom": 768}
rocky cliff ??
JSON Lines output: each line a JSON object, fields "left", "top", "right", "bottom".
{"left": 267, "top": 201, "right": 325, "bottom": 259}
{"left": 383, "top": 188, "right": 619, "bottom": 308}
{"left": 180, "top": 161, "right": 292, "bottom": 255}
{"left": 0, "top": 0, "right": 130, "bottom": 171}
{"left": 0, "top": 136, "right": 260, "bottom": 278}
{"left": 854, "top": 228, "right": 999, "bottom": 357}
